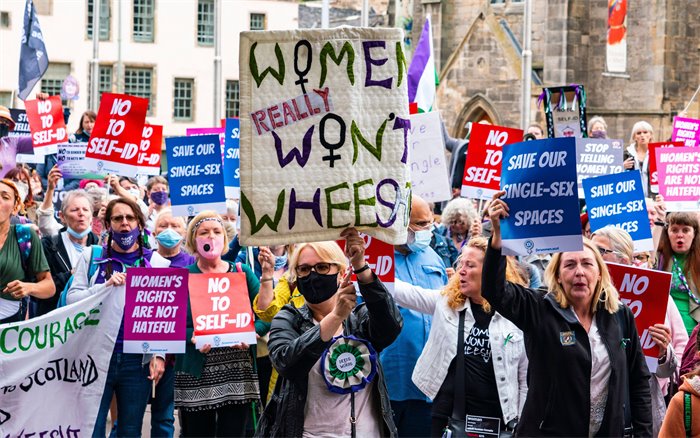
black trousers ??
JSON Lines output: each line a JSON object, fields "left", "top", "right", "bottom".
{"left": 180, "top": 402, "right": 251, "bottom": 437}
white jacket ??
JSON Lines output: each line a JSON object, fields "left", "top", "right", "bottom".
{"left": 393, "top": 279, "right": 528, "bottom": 423}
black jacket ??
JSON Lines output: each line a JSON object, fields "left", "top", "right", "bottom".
{"left": 38, "top": 229, "right": 99, "bottom": 316}
{"left": 482, "top": 244, "right": 652, "bottom": 437}
{"left": 256, "top": 275, "right": 403, "bottom": 437}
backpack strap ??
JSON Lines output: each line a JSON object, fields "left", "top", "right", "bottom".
{"left": 57, "top": 245, "right": 104, "bottom": 308}
{"left": 14, "top": 224, "right": 33, "bottom": 277}
{"left": 685, "top": 392, "right": 692, "bottom": 437}
{"left": 616, "top": 309, "right": 633, "bottom": 434}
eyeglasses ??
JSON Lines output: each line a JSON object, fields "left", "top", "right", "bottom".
{"left": 111, "top": 214, "right": 137, "bottom": 224}
{"left": 596, "top": 246, "right": 619, "bottom": 256}
{"left": 295, "top": 262, "right": 338, "bottom": 278}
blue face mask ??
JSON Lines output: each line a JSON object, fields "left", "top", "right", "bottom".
{"left": 407, "top": 228, "right": 432, "bottom": 252}
{"left": 67, "top": 227, "right": 90, "bottom": 239}
{"left": 155, "top": 228, "right": 183, "bottom": 249}
{"left": 274, "top": 253, "right": 288, "bottom": 270}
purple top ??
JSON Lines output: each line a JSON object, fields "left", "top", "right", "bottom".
{"left": 164, "top": 251, "right": 196, "bottom": 269}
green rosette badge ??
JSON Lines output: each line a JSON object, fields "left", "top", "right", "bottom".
{"left": 321, "top": 335, "right": 378, "bottom": 394}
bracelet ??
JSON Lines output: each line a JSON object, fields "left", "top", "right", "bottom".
{"left": 260, "top": 277, "right": 273, "bottom": 283}
{"left": 654, "top": 220, "right": 666, "bottom": 227}
{"left": 353, "top": 264, "right": 371, "bottom": 274}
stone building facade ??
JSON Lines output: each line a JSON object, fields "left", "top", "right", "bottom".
{"left": 412, "top": 0, "right": 700, "bottom": 142}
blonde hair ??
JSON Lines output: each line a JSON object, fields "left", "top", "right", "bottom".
{"left": 287, "top": 241, "right": 348, "bottom": 283}
{"left": 629, "top": 121, "right": 654, "bottom": 144}
{"left": 185, "top": 210, "right": 229, "bottom": 256}
{"left": 544, "top": 239, "right": 620, "bottom": 314}
{"left": 592, "top": 226, "right": 634, "bottom": 264}
{"left": 443, "top": 237, "right": 528, "bottom": 311}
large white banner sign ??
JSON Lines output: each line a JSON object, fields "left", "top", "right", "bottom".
{"left": 239, "top": 28, "right": 411, "bottom": 245}
{"left": 0, "top": 285, "right": 123, "bottom": 435}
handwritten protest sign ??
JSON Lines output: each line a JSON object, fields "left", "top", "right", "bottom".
{"left": 408, "top": 112, "right": 450, "bottom": 203}
{"left": 25, "top": 95, "right": 67, "bottom": 155}
{"left": 224, "top": 118, "right": 241, "bottom": 199}
{"left": 338, "top": 233, "right": 395, "bottom": 292}
{"left": 0, "top": 284, "right": 123, "bottom": 434}
{"left": 124, "top": 268, "right": 188, "bottom": 354}
{"left": 648, "top": 141, "right": 683, "bottom": 193}
{"left": 238, "top": 28, "right": 411, "bottom": 246}
{"left": 188, "top": 272, "right": 256, "bottom": 348}
{"left": 499, "top": 138, "right": 582, "bottom": 256}
{"left": 84, "top": 93, "right": 148, "bottom": 177}
{"left": 671, "top": 116, "right": 700, "bottom": 147}
{"left": 166, "top": 134, "right": 227, "bottom": 217}
{"left": 656, "top": 147, "right": 700, "bottom": 212}
{"left": 606, "top": 262, "right": 671, "bottom": 373}
{"left": 462, "top": 124, "right": 524, "bottom": 200}
{"left": 56, "top": 142, "right": 105, "bottom": 180}
{"left": 136, "top": 124, "right": 162, "bottom": 175}
{"left": 575, "top": 138, "right": 624, "bottom": 198}
{"left": 583, "top": 172, "right": 653, "bottom": 252}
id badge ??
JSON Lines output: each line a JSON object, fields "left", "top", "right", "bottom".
{"left": 466, "top": 415, "right": 500, "bottom": 437}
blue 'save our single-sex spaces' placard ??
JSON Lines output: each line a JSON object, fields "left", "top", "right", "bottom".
{"left": 500, "top": 138, "right": 583, "bottom": 256}
{"left": 583, "top": 171, "right": 653, "bottom": 252}
{"left": 224, "top": 118, "right": 241, "bottom": 199}
{"left": 166, "top": 134, "right": 226, "bottom": 217}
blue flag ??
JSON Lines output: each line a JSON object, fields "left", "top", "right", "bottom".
{"left": 18, "top": 0, "right": 49, "bottom": 100}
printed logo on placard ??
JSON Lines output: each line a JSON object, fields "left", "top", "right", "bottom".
{"left": 97, "top": 161, "right": 104, "bottom": 171}
{"left": 142, "top": 342, "right": 150, "bottom": 352}
{"left": 524, "top": 240, "right": 534, "bottom": 254}
{"left": 213, "top": 336, "right": 221, "bottom": 347}
{"left": 560, "top": 331, "right": 576, "bottom": 346}
{"left": 188, "top": 206, "right": 195, "bottom": 216}
{"left": 476, "top": 188, "right": 483, "bottom": 198}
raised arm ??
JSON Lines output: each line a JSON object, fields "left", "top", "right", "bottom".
{"left": 481, "top": 191, "right": 542, "bottom": 332}
{"left": 392, "top": 278, "right": 441, "bottom": 315}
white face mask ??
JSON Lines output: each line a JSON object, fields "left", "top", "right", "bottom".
{"left": 128, "top": 188, "right": 141, "bottom": 199}
{"left": 14, "top": 181, "right": 29, "bottom": 202}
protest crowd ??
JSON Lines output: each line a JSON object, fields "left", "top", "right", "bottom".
{"left": 3, "top": 14, "right": 700, "bottom": 438}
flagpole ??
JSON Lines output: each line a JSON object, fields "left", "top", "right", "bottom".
{"left": 90, "top": 0, "right": 100, "bottom": 111}
{"left": 213, "top": 0, "right": 222, "bottom": 124}
{"left": 361, "top": 0, "right": 369, "bottom": 27}
{"left": 520, "top": 0, "right": 532, "bottom": 129}
{"left": 321, "top": 0, "right": 329, "bottom": 28}
{"left": 682, "top": 85, "right": 700, "bottom": 113}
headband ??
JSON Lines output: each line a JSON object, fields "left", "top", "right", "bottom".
{"left": 193, "top": 217, "right": 224, "bottom": 231}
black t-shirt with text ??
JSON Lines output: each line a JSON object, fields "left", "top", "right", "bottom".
{"left": 432, "top": 303, "right": 504, "bottom": 424}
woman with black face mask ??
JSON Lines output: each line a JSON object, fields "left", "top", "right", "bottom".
{"left": 256, "top": 228, "right": 404, "bottom": 438}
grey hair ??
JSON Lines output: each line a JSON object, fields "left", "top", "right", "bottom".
{"left": 592, "top": 225, "right": 634, "bottom": 264}
{"left": 588, "top": 116, "right": 607, "bottom": 133}
{"left": 441, "top": 197, "right": 478, "bottom": 228}
{"left": 629, "top": 121, "right": 654, "bottom": 144}
{"left": 60, "top": 190, "right": 92, "bottom": 215}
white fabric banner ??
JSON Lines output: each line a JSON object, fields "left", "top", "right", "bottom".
{"left": 409, "top": 111, "right": 451, "bottom": 203}
{"left": 238, "top": 27, "right": 411, "bottom": 246}
{"left": 0, "top": 284, "right": 123, "bottom": 435}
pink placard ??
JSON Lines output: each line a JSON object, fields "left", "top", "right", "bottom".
{"left": 124, "top": 267, "right": 189, "bottom": 354}
{"left": 671, "top": 116, "right": 700, "bottom": 147}
{"left": 656, "top": 146, "right": 700, "bottom": 211}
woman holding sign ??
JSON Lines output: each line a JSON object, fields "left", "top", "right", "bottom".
{"left": 257, "top": 230, "right": 403, "bottom": 437}
{"left": 175, "top": 211, "right": 268, "bottom": 437}
{"left": 65, "top": 196, "right": 163, "bottom": 436}
{"left": 482, "top": 191, "right": 652, "bottom": 437}
{"left": 593, "top": 226, "right": 688, "bottom": 436}
{"left": 657, "top": 212, "right": 700, "bottom": 336}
